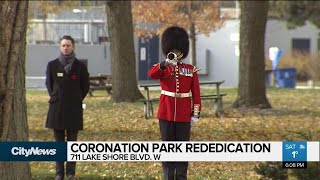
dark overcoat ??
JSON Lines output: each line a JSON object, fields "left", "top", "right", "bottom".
{"left": 45, "top": 58, "right": 89, "bottom": 130}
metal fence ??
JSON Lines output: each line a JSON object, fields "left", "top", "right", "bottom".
{"left": 27, "top": 6, "right": 108, "bottom": 44}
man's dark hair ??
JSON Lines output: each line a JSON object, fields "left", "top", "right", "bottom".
{"left": 60, "top": 35, "right": 75, "bottom": 46}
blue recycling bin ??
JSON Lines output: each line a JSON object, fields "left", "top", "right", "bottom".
{"left": 274, "top": 68, "right": 296, "bottom": 88}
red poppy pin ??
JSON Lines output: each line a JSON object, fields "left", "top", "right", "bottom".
{"left": 71, "top": 74, "right": 77, "bottom": 80}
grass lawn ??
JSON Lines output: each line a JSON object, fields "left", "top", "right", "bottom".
{"left": 27, "top": 87, "right": 320, "bottom": 179}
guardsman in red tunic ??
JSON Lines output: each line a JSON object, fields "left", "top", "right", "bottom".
{"left": 148, "top": 26, "right": 201, "bottom": 180}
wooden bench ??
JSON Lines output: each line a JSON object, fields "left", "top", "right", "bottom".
{"left": 138, "top": 84, "right": 160, "bottom": 119}
{"left": 88, "top": 74, "right": 112, "bottom": 96}
{"left": 201, "top": 93, "right": 227, "bottom": 117}
{"left": 138, "top": 98, "right": 159, "bottom": 119}
{"left": 139, "top": 81, "right": 226, "bottom": 119}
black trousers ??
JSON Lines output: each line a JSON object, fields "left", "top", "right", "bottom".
{"left": 54, "top": 129, "right": 78, "bottom": 178}
{"left": 159, "top": 119, "right": 191, "bottom": 180}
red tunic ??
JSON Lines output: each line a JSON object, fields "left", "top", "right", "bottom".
{"left": 148, "top": 63, "right": 201, "bottom": 122}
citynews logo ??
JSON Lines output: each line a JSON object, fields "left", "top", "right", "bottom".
{"left": 11, "top": 147, "right": 56, "bottom": 157}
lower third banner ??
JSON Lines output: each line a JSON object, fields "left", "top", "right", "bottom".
{"left": 0, "top": 141, "right": 318, "bottom": 162}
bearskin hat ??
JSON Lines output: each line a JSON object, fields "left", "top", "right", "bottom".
{"left": 161, "top": 26, "right": 189, "bottom": 59}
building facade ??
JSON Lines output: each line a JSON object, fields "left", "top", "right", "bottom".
{"left": 26, "top": 2, "right": 320, "bottom": 88}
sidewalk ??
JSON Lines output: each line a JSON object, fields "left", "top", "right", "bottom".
{"left": 296, "top": 86, "right": 320, "bottom": 89}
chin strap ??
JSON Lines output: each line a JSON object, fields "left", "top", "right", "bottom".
{"left": 175, "top": 53, "right": 184, "bottom": 65}
{"left": 177, "top": 53, "right": 183, "bottom": 60}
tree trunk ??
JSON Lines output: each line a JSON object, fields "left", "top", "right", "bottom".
{"left": 0, "top": 1, "right": 32, "bottom": 179}
{"left": 189, "top": 22, "right": 196, "bottom": 65}
{"left": 105, "top": 1, "right": 144, "bottom": 102}
{"left": 233, "top": 1, "right": 271, "bottom": 108}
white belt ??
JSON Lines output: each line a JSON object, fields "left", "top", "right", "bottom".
{"left": 161, "top": 90, "right": 190, "bottom": 98}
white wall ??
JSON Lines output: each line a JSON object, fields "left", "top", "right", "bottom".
{"left": 26, "top": 44, "right": 111, "bottom": 88}
{"left": 27, "top": 44, "right": 111, "bottom": 76}
{"left": 195, "top": 20, "right": 240, "bottom": 87}
{"left": 265, "top": 20, "right": 319, "bottom": 55}
{"left": 193, "top": 19, "right": 320, "bottom": 88}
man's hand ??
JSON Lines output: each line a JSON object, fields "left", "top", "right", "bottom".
{"left": 191, "top": 116, "right": 199, "bottom": 125}
{"left": 160, "top": 60, "right": 170, "bottom": 70}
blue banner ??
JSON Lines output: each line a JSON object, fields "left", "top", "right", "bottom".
{"left": 269, "top": 47, "right": 283, "bottom": 70}
{"left": 272, "top": 49, "right": 283, "bottom": 70}
{"left": 0, "top": 142, "right": 66, "bottom": 161}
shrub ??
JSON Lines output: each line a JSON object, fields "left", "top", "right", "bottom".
{"left": 254, "top": 162, "right": 288, "bottom": 180}
{"left": 265, "top": 52, "right": 320, "bottom": 82}
{"left": 291, "top": 162, "right": 320, "bottom": 180}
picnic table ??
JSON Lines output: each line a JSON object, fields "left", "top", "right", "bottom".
{"left": 139, "top": 80, "right": 226, "bottom": 119}
{"left": 199, "top": 81, "right": 226, "bottom": 117}
{"left": 88, "top": 74, "right": 112, "bottom": 96}
{"left": 139, "top": 83, "right": 162, "bottom": 119}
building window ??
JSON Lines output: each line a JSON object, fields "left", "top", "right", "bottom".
{"left": 219, "top": 1, "right": 239, "bottom": 19}
{"left": 219, "top": 1, "right": 236, "bottom": 8}
{"left": 292, "top": 38, "right": 310, "bottom": 54}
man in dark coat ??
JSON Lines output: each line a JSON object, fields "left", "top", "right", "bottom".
{"left": 45, "top": 35, "right": 89, "bottom": 180}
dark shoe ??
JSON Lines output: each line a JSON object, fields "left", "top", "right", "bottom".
{"left": 67, "top": 175, "right": 75, "bottom": 180}
{"left": 55, "top": 175, "right": 64, "bottom": 180}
